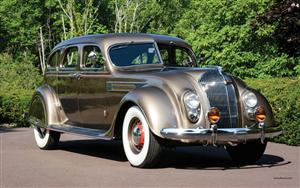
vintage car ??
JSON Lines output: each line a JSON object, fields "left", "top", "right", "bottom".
{"left": 28, "top": 33, "right": 282, "bottom": 168}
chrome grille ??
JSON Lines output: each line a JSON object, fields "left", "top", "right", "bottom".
{"left": 200, "top": 69, "right": 238, "bottom": 128}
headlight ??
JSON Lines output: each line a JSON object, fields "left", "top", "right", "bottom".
{"left": 243, "top": 91, "right": 257, "bottom": 108}
{"left": 183, "top": 91, "right": 201, "bottom": 123}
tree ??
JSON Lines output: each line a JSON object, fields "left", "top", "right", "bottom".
{"left": 57, "top": 0, "right": 107, "bottom": 38}
{"left": 0, "top": 0, "right": 43, "bottom": 55}
{"left": 112, "top": 0, "right": 189, "bottom": 34}
{"left": 113, "top": 0, "right": 145, "bottom": 33}
{"left": 140, "top": 0, "right": 190, "bottom": 34}
{"left": 255, "top": 0, "right": 300, "bottom": 57}
{"left": 174, "top": 0, "right": 299, "bottom": 78}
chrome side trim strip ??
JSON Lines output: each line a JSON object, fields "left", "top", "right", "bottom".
{"left": 106, "top": 81, "right": 146, "bottom": 92}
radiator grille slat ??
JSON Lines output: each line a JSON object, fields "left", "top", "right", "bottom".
{"left": 200, "top": 70, "right": 238, "bottom": 128}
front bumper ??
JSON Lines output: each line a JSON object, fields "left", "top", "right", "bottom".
{"left": 160, "top": 126, "right": 282, "bottom": 145}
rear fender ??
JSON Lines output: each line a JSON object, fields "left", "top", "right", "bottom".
{"left": 28, "top": 85, "right": 67, "bottom": 127}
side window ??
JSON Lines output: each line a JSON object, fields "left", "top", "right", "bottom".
{"left": 82, "top": 46, "right": 104, "bottom": 71}
{"left": 175, "top": 49, "right": 193, "bottom": 67}
{"left": 62, "top": 47, "right": 79, "bottom": 69}
{"left": 159, "top": 49, "right": 170, "bottom": 64}
{"left": 158, "top": 43, "right": 195, "bottom": 67}
{"left": 47, "top": 50, "right": 60, "bottom": 71}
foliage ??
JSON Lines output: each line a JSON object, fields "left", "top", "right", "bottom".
{"left": 0, "top": 53, "right": 42, "bottom": 90}
{"left": 58, "top": 0, "right": 107, "bottom": 38}
{"left": 137, "top": 0, "right": 190, "bottom": 34}
{"left": 0, "top": 53, "right": 42, "bottom": 126}
{"left": 111, "top": 0, "right": 190, "bottom": 33}
{"left": 0, "top": 0, "right": 43, "bottom": 55}
{"left": 113, "top": 0, "right": 144, "bottom": 33}
{"left": 255, "top": 0, "right": 300, "bottom": 57}
{"left": 0, "top": 0, "right": 298, "bottom": 79}
{"left": 174, "top": 0, "right": 299, "bottom": 78}
{"left": 0, "top": 89, "right": 33, "bottom": 126}
{"left": 246, "top": 77, "right": 300, "bottom": 145}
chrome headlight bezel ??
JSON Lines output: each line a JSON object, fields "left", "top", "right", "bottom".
{"left": 183, "top": 91, "right": 201, "bottom": 123}
{"left": 243, "top": 91, "right": 258, "bottom": 108}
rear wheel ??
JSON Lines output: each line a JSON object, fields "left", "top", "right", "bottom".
{"left": 32, "top": 96, "right": 60, "bottom": 150}
{"left": 33, "top": 127, "right": 60, "bottom": 149}
{"left": 226, "top": 139, "right": 267, "bottom": 165}
{"left": 122, "top": 106, "right": 162, "bottom": 168}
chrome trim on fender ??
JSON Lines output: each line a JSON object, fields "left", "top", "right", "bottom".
{"left": 106, "top": 81, "right": 146, "bottom": 92}
{"left": 160, "top": 126, "right": 282, "bottom": 144}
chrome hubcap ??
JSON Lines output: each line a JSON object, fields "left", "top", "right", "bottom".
{"left": 129, "top": 118, "right": 144, "bottom": 153}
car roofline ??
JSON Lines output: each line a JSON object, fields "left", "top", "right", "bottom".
{"left": 53, "top": 33, "right": 192, "bottom": 51}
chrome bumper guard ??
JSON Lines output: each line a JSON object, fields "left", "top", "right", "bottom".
{"left": 160, "top": 126, "right": 282, "bottom": 145}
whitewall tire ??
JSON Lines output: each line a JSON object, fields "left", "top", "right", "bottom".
{"left": 33, "top": 127, "right": 60, "bottom": 149}
{"left": 122, "top": 106, "right": 162, "bottom": 168}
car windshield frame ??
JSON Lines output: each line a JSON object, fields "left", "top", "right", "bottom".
{"left": 108, "top": 42, "right": 164, "bottom": 68}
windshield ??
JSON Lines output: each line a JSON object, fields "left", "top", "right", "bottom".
{"left": 109, "top": 43, "right": 162, "bottom": 67}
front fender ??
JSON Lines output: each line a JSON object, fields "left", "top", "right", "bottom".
{"left": 253, "top": 90, "right": 275, "bottom": 127}
{"left": 120, "top": 86, "right": 180, "bottom": 138}
{"left": 29, "top": 85, "right": 67, "bottom": 127}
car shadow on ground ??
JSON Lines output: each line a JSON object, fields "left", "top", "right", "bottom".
{"left": 157, "top": 146, "right": 290, "bottom": 170}
{"left": 58, "top": 139, "right": 290, "bottom": 170}
{"left": 58, "top": 139, "right": 127, "bottom": 162}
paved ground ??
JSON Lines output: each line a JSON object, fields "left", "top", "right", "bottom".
{"left": 0, "top": 128, "right": 299, "bottom": 188}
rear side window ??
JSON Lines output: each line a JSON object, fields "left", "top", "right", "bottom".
{"left": 82, "top": 46, "right": 104, "bottom": 71}
{"left": 61, "top": 47, "right": 79, "bottom": 70}
{"left": 47, "top": 50, "right": 60, "bottom": 71}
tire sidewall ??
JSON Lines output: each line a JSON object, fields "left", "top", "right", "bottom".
{"left": 33, "top": 127, "right": 50, "bottom": 148}
{"left": 32, "top": 95, "right": 51, "bottom": 149}
{"left": 122, "top": 106, "right": 150, "bottom": 167}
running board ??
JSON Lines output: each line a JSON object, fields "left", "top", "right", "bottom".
{"left": 48, "top": 124, "right": 112, "bottom": 140}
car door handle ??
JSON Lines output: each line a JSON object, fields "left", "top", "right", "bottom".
{"left": 72, "top": 72, "right": 81, "bottom": 80}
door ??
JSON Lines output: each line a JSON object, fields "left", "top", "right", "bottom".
{"left": 78, "top": 45, "right": 110, "bottom": 130}
{"left": 57, "top": 46, "right": 81, "bottom": 124}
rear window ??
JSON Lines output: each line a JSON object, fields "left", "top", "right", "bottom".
{"left": 61, "top": 47, "right": 79, "bottom": 70}
{"left": 47, "top": 50, "right": 60, "bottom": 71}
{"left": 109, "top": 43, "right": 162, "bottom": 67}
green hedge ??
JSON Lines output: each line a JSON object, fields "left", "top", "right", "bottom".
{"left": 0, "top": 53, "right": 42, "bottom": 126}
{"left": 0, "top": 89, "right": 33, "bottom": 126}
{"left": 246, "top": 77, "right": 300, "bottom": 146}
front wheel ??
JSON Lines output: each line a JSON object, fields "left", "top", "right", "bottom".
{"left": 226, "top": 139, "right": 267, "bottom": 165}
{"left": 122, "top": 106, "right": 162, "bottom": 168}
